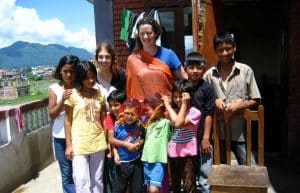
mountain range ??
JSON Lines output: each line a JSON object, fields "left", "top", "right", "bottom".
{"left": 0, "top": 41, "right": 94, "bottom": 69}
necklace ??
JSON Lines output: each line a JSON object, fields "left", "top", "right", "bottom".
{"left": 82, "top": 91, "right": 98, "bottom": 122}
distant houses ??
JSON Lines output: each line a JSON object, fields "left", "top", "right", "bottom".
{"left": 0, "top": 65, "right": 55, "bottom": 100}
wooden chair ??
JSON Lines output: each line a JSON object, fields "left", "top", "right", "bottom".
{"left": 213, "top": 105, "right": 265, "bottom": 166}
{"left": 208, "top": 105, "right": 270, "bottom": 193}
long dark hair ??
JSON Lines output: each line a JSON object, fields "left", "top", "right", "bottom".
{"left": 73, "top": 60, "right": 98, "bottom": 91}
{"left": 54, "top": 55, "right": 79, "bottom": 83}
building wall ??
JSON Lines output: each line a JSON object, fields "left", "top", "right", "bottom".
{"left": 94, "top": 0, "right": 114, "bottom": 45}
{"left": 288, "top": 0, "right": 300, "bottom": 155}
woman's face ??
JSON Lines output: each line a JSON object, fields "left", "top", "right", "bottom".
{"left": 138, "top": 24, "right": 156, "bottom": 47}
{"left": 60, "top": 64, "right": 74, "bottom": 85}
{"left": 97, "top": 48, "right": 112, "bottom": 71}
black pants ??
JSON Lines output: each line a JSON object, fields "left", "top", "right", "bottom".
{"left": 113, "top": 159, "right": 144, "bottom": 193}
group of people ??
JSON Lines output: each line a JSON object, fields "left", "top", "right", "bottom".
{"left": 48, "top": 17, "right": 261, "bottom": 193}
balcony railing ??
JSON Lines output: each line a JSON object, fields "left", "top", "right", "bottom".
{"left": 0, "top": 98, "right": 54, "bottom": 193}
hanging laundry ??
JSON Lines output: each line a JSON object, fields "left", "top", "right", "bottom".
{"left": 120, "top": 8, "right": 132, "bottom": 41}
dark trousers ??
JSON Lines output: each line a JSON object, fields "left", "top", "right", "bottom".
{"left": 169, "top": 156, "right": 198, "bottom": 193}
{"left": 103, "top": 155, "right": 116, "bottom": 193}
{"left": 113, "top": 159, "right": 144, "bottom": 193}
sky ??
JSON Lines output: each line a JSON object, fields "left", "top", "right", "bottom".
{"left": 0, "top": 0, "right": 96, "bottom": 52}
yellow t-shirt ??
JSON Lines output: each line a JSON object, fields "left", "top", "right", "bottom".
{"left": 65, "top": 89, "right": 107, "bottom": 155}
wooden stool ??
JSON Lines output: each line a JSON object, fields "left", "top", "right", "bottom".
{"left": 208, "top": 105, "right": 270, "bottom": 193}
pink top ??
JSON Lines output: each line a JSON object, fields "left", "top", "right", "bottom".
{"left": 168, "top": 107, "right": 201, "bottom": 157}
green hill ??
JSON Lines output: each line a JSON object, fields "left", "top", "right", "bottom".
{"left": 0, "top": 41, "right": 94, "bottom": 69}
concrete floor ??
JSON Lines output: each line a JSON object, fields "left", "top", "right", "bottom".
{"left": 12, "top": 153, "right": 300, "bottom": 193}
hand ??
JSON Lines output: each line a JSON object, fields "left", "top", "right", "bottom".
{"left": 107, "top": 151, "right": 113, "bottom": 159}
{"left": 181, "top": 92, "right": 191, "bottom": 105}
{"left": 224, "top": 102, "right": 241, "bottom": 113}
{"left": 215, "top": 99, "right": 226, "bottom": 111}
{"left": 162, "top": 95, "right": 171, "bottom": 107}
{"left": 114, "top": 154, "right": 121, "bottom": 165}
{"left": 63, "top": 89, "right": 72, "bottom": 101}
{"left": 134, "top": 138, "right": 143, "bottom": 150}
{"left": 65, "top": 145, "right": 74, "bottom": 160}
{"left": 126, "top": 142, "right": 137, "bottom": 152}
{"left": 201, "top": 138, "right": 211, "bottom": 154}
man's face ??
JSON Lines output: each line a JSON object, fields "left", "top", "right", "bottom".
{"left": 185, "top": 64, "right": 205, "bottom": 82}
{"left": 215, "top": 42, "right": 236, "bottom": 64}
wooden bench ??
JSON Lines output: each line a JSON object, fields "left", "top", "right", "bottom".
{"left": 208, "top": 105, "right": 270, "bottom": 193}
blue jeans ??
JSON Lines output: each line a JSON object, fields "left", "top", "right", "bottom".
{"left": 54, "top": 138, "right": 75, "bottom": 193}
{"left": 198, "top": 145, "right": 213, "bottom": 193}
{"left": 220, "top": 141, "right": 256, "bottom": 165}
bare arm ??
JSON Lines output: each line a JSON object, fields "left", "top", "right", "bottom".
{"left": 174, "top": 65, "right": 187, "bottom": 80}
{"left": 162, "top": 95, "right": 177, "bottom": 124}
{"left": 108, "top": 130, "right": 136, "bottom": 151}
{"left": 201, "top": 115, "right": 212, "bottom": 154}
{"left": 174, "top": 92, "right": 190, "bottom": 128}
{"left": 100, "top": 104, "right": 106, "bottom": 128}
{"left": 64, "top": 105, "right": 73, "bottom": 160}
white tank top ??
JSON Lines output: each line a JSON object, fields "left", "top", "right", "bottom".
{"left": 49, "top": 83, "right": 65, "bottom": 138}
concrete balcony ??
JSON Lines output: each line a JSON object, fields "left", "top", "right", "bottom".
{"left": 0, "top": 98, "right": 53, "bottom": 193}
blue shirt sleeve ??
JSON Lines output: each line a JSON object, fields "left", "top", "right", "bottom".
{"left": 155, "top": 47, "right": 181, "bottom": 70}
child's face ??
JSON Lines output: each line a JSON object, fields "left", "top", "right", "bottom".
{"left": 108, "top": 100, "right": 122, "bottom": 117}
{"left": 60, "top": 64, "right": 75, "bottom": 85}
{"left": 215, "top": 42, "right": 236, "bottom": 64}
{"left": 173, "top": 91, "right": 182, "bottom": 107}
{"left": 185, "top": 65, "right": 205, "bottom": 82}
{"left": 143, "top": 104, "right": 154, "bottom": 118}
{"left": 83, "top": 70, "right": 97, "bottom": 89}
{"left": 123, "top": 108, "right": 137, "bottom": 125}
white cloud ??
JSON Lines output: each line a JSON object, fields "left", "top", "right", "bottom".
{"left": 0, "top": 0, "right": 96, "bottom": 52}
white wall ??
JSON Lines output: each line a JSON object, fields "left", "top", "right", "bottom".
{"left": 0, "top": 116, "right": 53, "bottom": 193}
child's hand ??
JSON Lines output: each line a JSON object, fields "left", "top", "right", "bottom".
{"left": 63, "top": 89, "right": 72, "bottom": 101}
{"left": 201, "top": 138, "right": 211, "bottom": 154}
{"left": 126, "top": 142, "right": 137, "bottom": 152}
{"left": 135, "top": 138, "right": 143, "bottom": 150}
{"left": 162, "top": 95, "right": 171, "bottom": 107}
{"left": 215, "top": 99, "right": 226, "bottom": 111}
{"left": 114, "top": 153, "right": 121, "bottom": 165}
{"left": 107, "top": 151, "right": 113, "bottom": 159}
{"left": 65, "top": 145, "right": 74, "bottom": 160}
{"left": 182, "top": 92, "right": 191, "bottom": 104}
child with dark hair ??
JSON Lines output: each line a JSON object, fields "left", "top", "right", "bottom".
{"left": 185, "top": 52, "right": 216, "bottom": 193}
{"left": 204, "top": 32, "right": 261, "bottom": 166}
{"left": 64, "top": 60, "right": 107, "bottom": 193}
{"left": 109, "top": 98, "right": 145, "bottom": 193}
{"left": 48, "top": 55, "right": 79, "bottom": 193}
{"left": 163, "top": 79, "right": 201, "bottom": 193}
{"left": 141, "top": 93, "right": 171, "bottom": 193}
{"left": 104, "top": 90, "right": 127, "bottom": 193}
